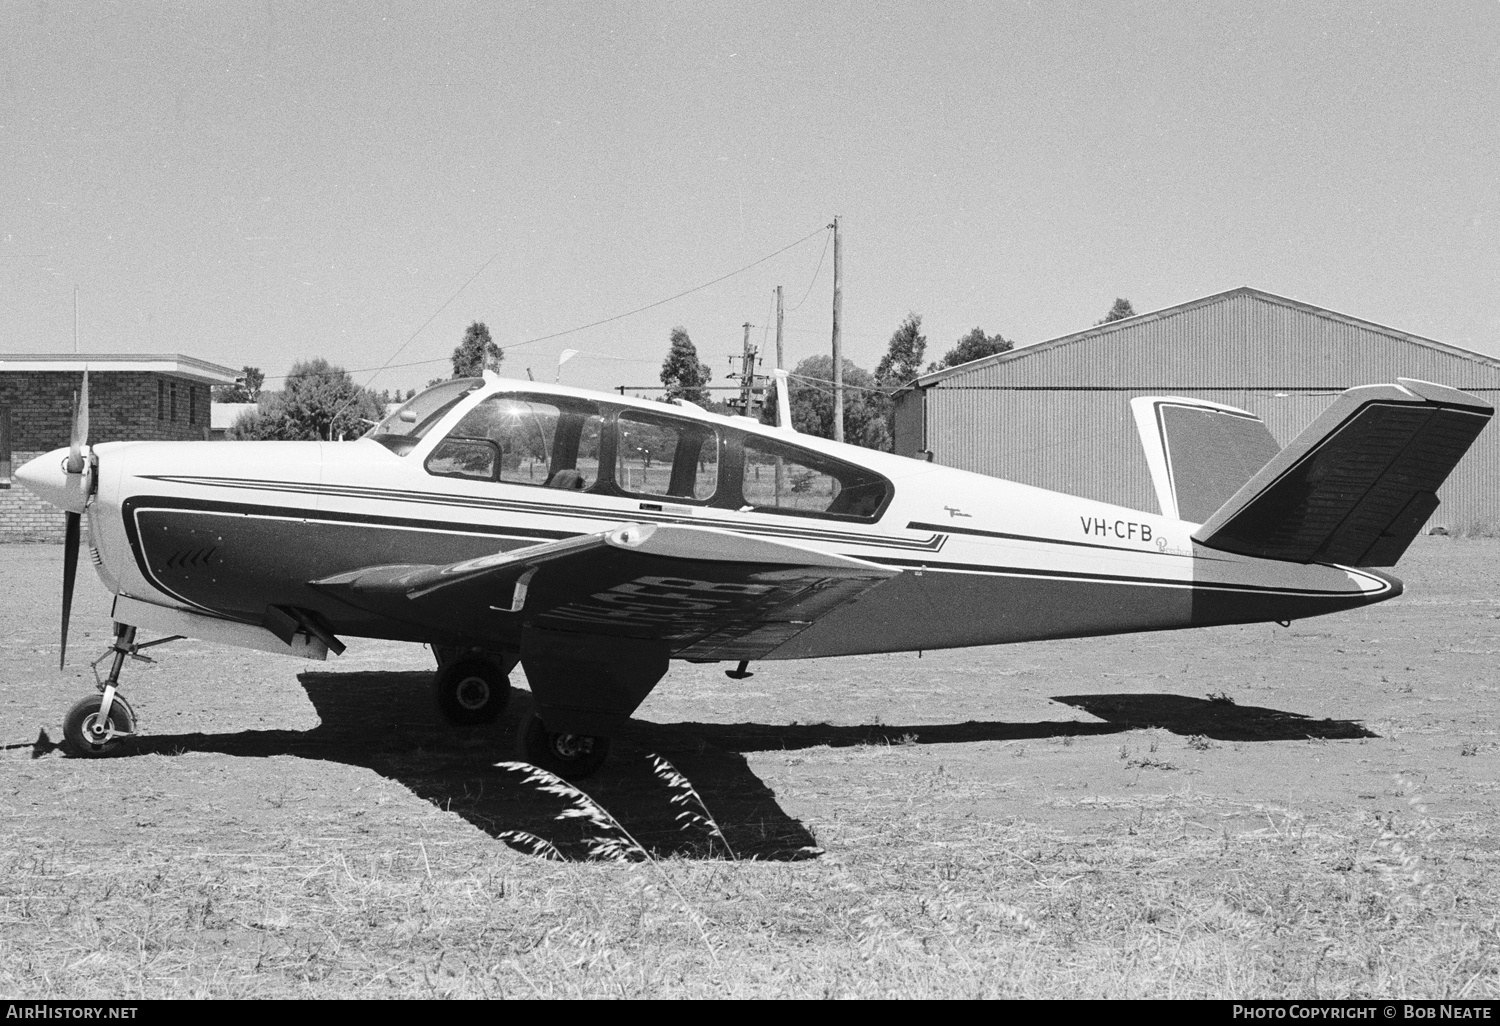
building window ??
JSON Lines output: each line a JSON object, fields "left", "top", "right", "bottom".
{"left": 158, "top": 380, "right": 165, "bottom": 421}
{"left": 170, "top": 382, "right": 178, "bottom": 423}
{"left": 188, "top": 385, "right": 197, "bottom": 426}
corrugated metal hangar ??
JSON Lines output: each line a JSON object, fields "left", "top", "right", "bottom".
{"left": 893, "top": 287, "right": 1500, "bottom": 532}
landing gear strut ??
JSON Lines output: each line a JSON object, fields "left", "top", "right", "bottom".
{"left": 63, "top": 624, "right": 138, "bottom": 757}
{"left": 61, "top": 624, "right": 181, "bottom": 757}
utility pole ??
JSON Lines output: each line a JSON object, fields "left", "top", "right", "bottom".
{"left": 830, "top": 216, "right": 843, "bottom": 443}
{"left": 775, "top": 285, "right": 784, "bottom": 372}
{"left": 739, "top": 321, "right": 755, "bottom": 412}
{"left": 726, "top": 322, "right": 764, "bottom": 415}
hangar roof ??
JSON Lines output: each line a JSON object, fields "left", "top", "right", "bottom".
{"left": 0, "top": 353, "right": 239, "bottom": 385}
{"left": 906, "top": 287, "right": 1500, "bottom": 392}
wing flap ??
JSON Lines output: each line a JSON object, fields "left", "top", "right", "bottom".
{"left": 313, "top": 522, "right": 897, "bottom": 659}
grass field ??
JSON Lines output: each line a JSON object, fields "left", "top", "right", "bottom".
{"left": 2, "top": 539, "right": 1498, "bottom": 998}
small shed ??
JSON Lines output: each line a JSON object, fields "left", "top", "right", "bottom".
{"left": 893, "top": 288, "right": 1500, "bottom": 532}
{"left": 0, "top": 353, "right": 239, "bottom": 541}
{"left": 210, "top": 402, "right": 259, "bottom": 440}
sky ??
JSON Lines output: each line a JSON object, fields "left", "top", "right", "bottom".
{"left": 2, "top": 0, "right": 1497, "bottom": 397}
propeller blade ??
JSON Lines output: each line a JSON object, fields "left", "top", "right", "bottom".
{"left": 78, "top": 369, "right": 90, "bottom": 448}
{"left": 65, "top": 370, "right": 89, "bottom": 475}
{"left": 60, "top": 511, "right": 80, "bottom": 669}
{"left": 67, "top": 390, "right": 80, "bottom": 473}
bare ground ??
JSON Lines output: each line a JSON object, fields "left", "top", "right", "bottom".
{"left": 1, "top": 537, "right": 1497, "bottom": 997}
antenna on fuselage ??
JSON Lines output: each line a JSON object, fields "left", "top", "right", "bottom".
{"left": 774, "top": 368, "right": 795, "bottom": 433}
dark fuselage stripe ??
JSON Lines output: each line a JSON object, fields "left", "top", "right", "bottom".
{"left": 905, "top": 519, "right": 1193, "bottom": 558}
{"left": 861, "top": 555, "right": 1388, "bottom": 598}
{"left": 119, "top": 496, "right": 581, "bottom": 613}
{"left": 125, "top": 495, "right": 580, "bottom": 539}
{"left": 143, "top": 475, "right": 945, "bottom": 552}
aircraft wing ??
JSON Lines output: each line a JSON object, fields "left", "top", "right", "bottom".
{"left": 311, "top": 522, "right": 897, "bottom": 660}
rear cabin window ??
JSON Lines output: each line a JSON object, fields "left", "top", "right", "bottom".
{"left": 738, "top": 435, "right": 890, "bottom": 520}
{"left": 426, "top": 394, "right": 606, "bottom": 490}
{"left": 615, "top": 411, "right": 719, "bottom": 501}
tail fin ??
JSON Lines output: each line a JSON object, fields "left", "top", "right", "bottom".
{"left": 1131, "top": 396, "right": 1281, "bottom": 522}
{"left": 1192, "top": 379, "right": 1493, "bottom": 566}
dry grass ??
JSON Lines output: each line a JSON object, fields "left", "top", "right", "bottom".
{"left": 5, "top": 539, "right": 1500, "bottom": 997}
{"left": 1, "top": 770, "right": 1496, "bottom": 999}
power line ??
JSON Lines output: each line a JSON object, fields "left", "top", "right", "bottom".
{"left": 788, "top": 227, "right": 832, "bottom": 312}
{"left": 786, "top": 371, "right": 890, "bottom": 396}
{"left": 358, "top": 250, "right": 505, "bottom": 390}
{"left": 259, "top": 224, "right": 829, "bottom": 382}
{"left": 493, "top": 224, "right": 829, "bottom": 354}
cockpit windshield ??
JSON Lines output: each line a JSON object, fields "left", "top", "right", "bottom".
{"left": 366, "top": 378, "right": 482, "bottom": 455}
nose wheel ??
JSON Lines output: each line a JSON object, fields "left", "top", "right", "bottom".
{"left": 63, "top": 692, "right": 136, "bottom": 757}
{"left": 517, "top": 710, "right": 610, "bottom": 779}
{"left": 59, "top": 624, "right": 179, "bottom": 758}
{"left": 62, "top": 623, "right": 141, "bottom": 758}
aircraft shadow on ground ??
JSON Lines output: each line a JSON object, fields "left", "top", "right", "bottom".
{"left": 1051, "top": 693, "right": 1379, "bottom": 742}
{"left": 73, "top": 671, "right": 1372, "bottom": 861}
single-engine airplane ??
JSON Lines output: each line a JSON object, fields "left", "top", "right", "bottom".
{"left": 15, "top": 368, "right": 1492, "bottom": 777}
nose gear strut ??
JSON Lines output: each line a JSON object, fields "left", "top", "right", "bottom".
{"left": 61, "top": 624, "right": 182, "bottom": 757}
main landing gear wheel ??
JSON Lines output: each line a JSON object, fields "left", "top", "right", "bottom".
{"left": 517, "top": 710, "right": 610, "bottom": 780}
{"left": 433, "top": 653, "right": 512, "bottom": 726}
{"left": 62, "top": 693, "right": 136, "bottom": 757}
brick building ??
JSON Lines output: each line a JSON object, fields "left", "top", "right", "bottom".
{"left": 0, "top": 354, "right": 239, "bottom": 541}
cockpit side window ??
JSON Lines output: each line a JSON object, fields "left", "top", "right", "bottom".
{"left": 735, "top": 434, "right": 891, "bottom": 521}
{"left": 615, "top": 410, "right": 719, "bottom": 501}
{"left": 425, "top": 394, "right": 605, "bottom": 489}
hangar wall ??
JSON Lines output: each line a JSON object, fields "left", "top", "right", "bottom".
{"left": 897, "top": 288, "right": 1500, "bottom": 531}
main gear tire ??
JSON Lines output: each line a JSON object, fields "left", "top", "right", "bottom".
{"left": 517, "top": 711, "right": 610, "bottom": 780}
{"left": 433, "top": 654, "right": 511, "bottom": 726}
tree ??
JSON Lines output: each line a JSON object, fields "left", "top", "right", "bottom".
{"left": 227, "top": 358, "right": 382, "bottom": 441}
{"left": 1097, "top": 298, "right": 1135, "bottom": 325}
{"left": 931, "top": 327, "right": 1012, "bottom": 371}
{"left": 451, "top": 321, "right": 503, "bottom": 378}
{"left": 659, "top": 326, "right": 712, "bottom": 405}
{"left": 761, "top": 354, "right": 890, "bottom": 451}
{"left": 212, "top": 365, "right": 264, "bottom": 402}
{"left": 874, "top": 313, "right": 927, "bottom": 390}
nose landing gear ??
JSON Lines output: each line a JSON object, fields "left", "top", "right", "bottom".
{"left": 62, "top": 691, "right": 136, "bottom": 756}
{"left": 60, "top": 623, "right": 180, "bottom": 758}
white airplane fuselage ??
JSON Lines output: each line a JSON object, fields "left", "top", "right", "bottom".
{"left": 37, "top": 377, "right": 1396, "bottom": 663}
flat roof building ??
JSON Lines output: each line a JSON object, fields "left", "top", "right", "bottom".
{"left": 1, "top": 354, "right": 239, "bottom": 541}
